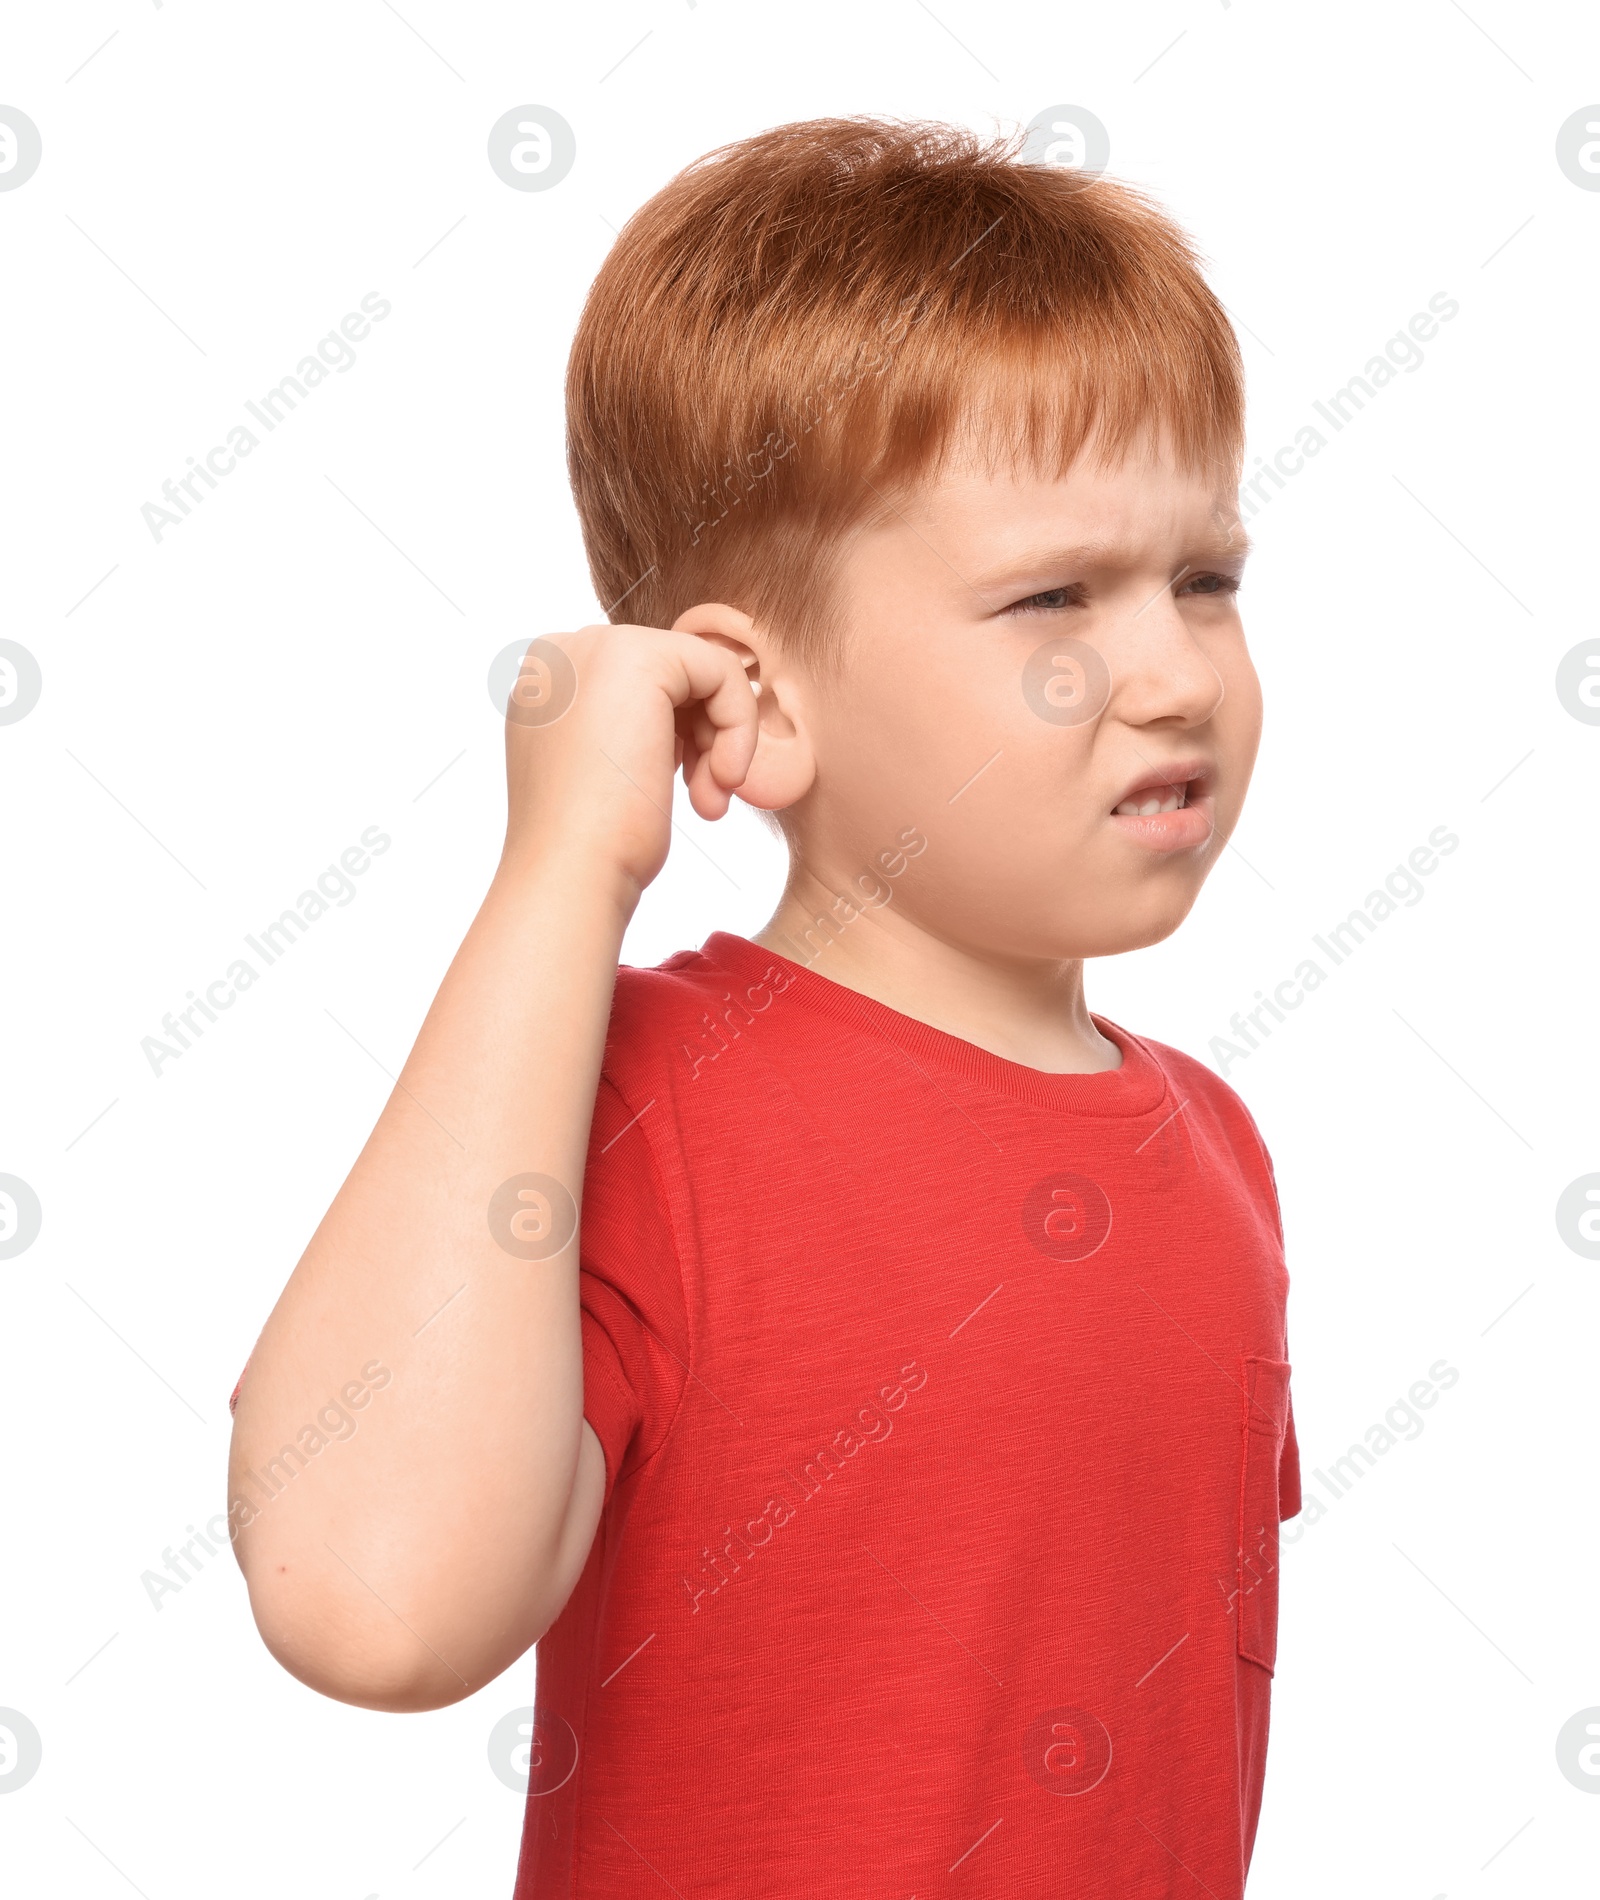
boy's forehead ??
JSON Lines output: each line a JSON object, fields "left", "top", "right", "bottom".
{"left": 886, "top": 454, "right": 1250, "bottom": 575}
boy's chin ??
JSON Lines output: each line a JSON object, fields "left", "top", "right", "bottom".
{"left": 1028, "top": 894, "right": 1202, "bottom": 962}
{"left": 930, "top": 895, "right": 1199, "bottom": 964}
{"left": 1091, "top": 913, "right": 1194, "bottom": 958}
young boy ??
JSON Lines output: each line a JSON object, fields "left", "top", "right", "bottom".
{"left": 228, "top": 117, "right": 1300, "bottom": 1897}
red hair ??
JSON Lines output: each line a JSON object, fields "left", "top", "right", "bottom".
{"left": 566, "top": 117, "right": 1244, "bottom": 662}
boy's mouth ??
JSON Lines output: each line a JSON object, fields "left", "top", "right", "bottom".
{"left": 1110, "top": 762, "right": 1208, "bottom": 817}
{"left": 1113, "top": 783, "right": 1190, "bottom": 817}
{"left": 1107, "top": 761, "right": 1217, "bottom": 854}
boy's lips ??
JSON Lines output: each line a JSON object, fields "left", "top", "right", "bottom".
{"left": 1107, "top": 760, "right": 1216, "bottom": 853}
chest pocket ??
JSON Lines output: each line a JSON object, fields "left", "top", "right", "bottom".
{"left": 1237, "top": 1356, "right": 1292, "bottom": 1673}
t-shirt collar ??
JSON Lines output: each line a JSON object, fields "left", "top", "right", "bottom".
{"left": 693, "top": 930, "right": 1172, "bottom": 1118}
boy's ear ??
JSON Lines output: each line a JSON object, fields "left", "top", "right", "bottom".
{"left": 669, "top": 602, "right": 816, "bottom": 812}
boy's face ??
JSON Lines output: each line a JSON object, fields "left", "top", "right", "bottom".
{"left": 775, "top": 429, "right": 1259, "bottom": 961}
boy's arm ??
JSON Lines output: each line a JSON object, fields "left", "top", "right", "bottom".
{"left": 226, "top": 626, "right": 757, "bottom": 1712}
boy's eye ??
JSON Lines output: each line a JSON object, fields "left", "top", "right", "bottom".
{"left": 1178, "top": 572, "right": 1242, "bottom": 598}
{"left": 1003, "top": 572, "right": 1241, "bottom": 616}
{"left": 1004, "top": 584, "right": 1085, "bottom": 615}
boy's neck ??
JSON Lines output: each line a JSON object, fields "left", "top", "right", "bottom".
{"left": 754, "top": 870, "right": 1122, "bottom": 1077}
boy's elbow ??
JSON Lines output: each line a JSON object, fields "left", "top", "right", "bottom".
{"left": 237, "top": 1548, "right": 491, "bottom": 1712}
{"left": 225, "top": 1428, "right": 602, "bottom": 1709}
{"left": 244, "top": 1578, "right": 473, "bottom": 1712}
{"left": 235, "top": 1530, "right": 573, "bottom": 1712}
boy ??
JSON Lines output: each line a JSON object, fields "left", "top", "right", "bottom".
{"left": 228, "top": 117, "right": 1300, "bottom": 1897}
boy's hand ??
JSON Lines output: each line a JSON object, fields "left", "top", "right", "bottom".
{"left": 501, "top": 625, "right": 760, "bottom": 899}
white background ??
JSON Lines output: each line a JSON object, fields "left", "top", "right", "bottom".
{"left": 3, "top": 3, "right": 1597, "bottom": 1896}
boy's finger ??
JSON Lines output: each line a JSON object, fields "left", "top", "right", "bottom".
{"left": 683, "top": 742, "right": 736, "bottom": 820}
{"left": 659, "top": 636, "right": 760, "bottom": 795}
{"left": 656, "top": 631, "right": 762, "bottom": 740}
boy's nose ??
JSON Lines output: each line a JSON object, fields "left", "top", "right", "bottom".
{"left": 1106, "top": 592, "right": 1225, "bottom": 727}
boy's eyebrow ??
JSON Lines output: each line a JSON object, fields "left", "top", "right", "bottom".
{"left": 1209, "top": 524, "right": 1254, "bottom": 562}
{"left": 970, "top": 528, "right": 1253, "bottom": 590}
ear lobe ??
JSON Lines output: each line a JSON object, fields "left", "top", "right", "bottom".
{"left": 735, "top": 666, "right": 816, "bottom": 812}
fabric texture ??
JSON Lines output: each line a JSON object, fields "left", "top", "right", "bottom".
{"left": 515, "top": 931, "right": 1299, "bottom": 1898}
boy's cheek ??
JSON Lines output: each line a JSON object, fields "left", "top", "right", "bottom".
{"left": 1215, "top": 647, "right": 1265, "bottom": 795}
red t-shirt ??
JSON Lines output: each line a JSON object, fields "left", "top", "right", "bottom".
{"left": 515, "top": 931, "right": 1299, "bottom": 1899}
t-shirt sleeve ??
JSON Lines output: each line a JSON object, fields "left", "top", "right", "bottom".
{"left": 579, "top": 1072, "right": 692, "bottom": 1502}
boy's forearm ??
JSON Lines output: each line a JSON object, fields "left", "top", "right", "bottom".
{"left": 227, "top": 849, "right": 631, "bottom": 1706}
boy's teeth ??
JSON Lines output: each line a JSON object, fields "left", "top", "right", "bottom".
{"left": 1115, "top": 787, "right": 1187, "bottom": 817}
